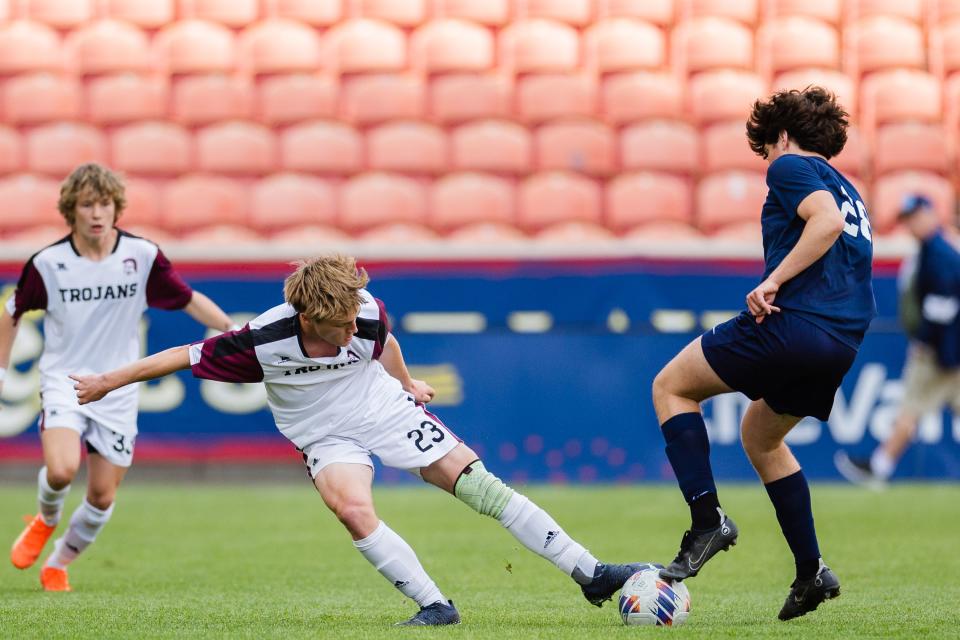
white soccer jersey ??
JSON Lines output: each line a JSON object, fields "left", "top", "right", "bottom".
{"left": 188, "top": 290, "right": 396, "bottom": 450}
{"left": 6, "top": 231, "right": 193, "bottom": 435}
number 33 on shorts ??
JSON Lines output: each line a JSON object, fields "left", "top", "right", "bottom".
{"left": 408, "top": 421, "right": 445, "bottom": 452}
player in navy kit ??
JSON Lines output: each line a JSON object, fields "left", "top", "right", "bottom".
{"left": 650, "top": 87, "right": 876, "bottom": 620}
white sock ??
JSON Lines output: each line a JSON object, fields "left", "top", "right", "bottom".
{"left": 45, "top": 499, "right": 113, "bottom": 570}
{"left": 870, "top": 449, "right": 896, "bottom": 480}
{"left": 37, "top": 466, "right": 70, "bottom": 526}
{"left": 353, "top": 521, "right": 446, "bottom": 608}
{"left": 498, "top": 493, "right": 599, "bottom": 585}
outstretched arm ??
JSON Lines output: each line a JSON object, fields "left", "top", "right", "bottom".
{"left": 378, "top": 334, "right": 434, "bottom": 403}
{"left": 183, "top": 291, "right": 234, "bottom": 332}
{"left": 72, "top": 345, "right": 191, "bottom": 405}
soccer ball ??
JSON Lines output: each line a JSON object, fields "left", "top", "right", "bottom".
{"left": 618, "top": 563, "right": 691, "bottom": 626}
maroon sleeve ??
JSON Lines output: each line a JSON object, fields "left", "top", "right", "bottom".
{"left": 10, "top": 259, "right": 48, "bottom": 321}
{"left": 190, "top": 327, "right": 264, "bottom": 383}
{"left": 372, "top": 297, "right": 390, "bottom": 360}
{"left": 147, "top": 249, "right": 193, "bottom": 310}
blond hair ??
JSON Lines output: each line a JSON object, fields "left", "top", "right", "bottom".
{"left": 58, "top": 163, "right": 128, "bottom": 226}
{"left": 283, "top": 255, "right": 369, "bottom": 322}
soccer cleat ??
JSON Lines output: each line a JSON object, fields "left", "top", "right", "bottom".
{"left": 834, "top": 451, "right": 885, "bottom": 490}
{"left": 581, "top": 562, "right": 651, "bottom": 607}
{"left": 659, "top": 510, "right": 738, "bottom": 581}
{"left": 40, "top": 566, "right": 71, "bottom": 592}
{"left": 778, "top": 562, "right": 840, "bottom": 621}
{"left": 395, "top": 600, "right": 460, "bottom": 626}
{"left": 10, "top": 514, "right": 57, "bottom": 570}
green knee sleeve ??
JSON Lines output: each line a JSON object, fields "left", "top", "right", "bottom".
{"left": 454, "top": 461, "right": 515, "bottom": 519}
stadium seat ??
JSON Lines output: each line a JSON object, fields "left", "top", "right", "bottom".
{"left": 261, "top": 0, "right": 342, "bottom": 26}
{"left": 195, "top": 121, "right": 277, "bottom": 175}
{"left": 711, "top": 220, "right": 762, "bottom": 241}
{"left": 683, "top": 0, "right": 759, "bottom": 25}
{"left": 624, "top": 221, "right": 703, "bottom": 241}
{"left": 429, "top": 74, "right": 512, "bottom": 124}
{"left": 171, "top": 75, "right": 253, "bottom": 125}
{"left": 339, "top": 173, "right": 428, "bottom": 233}
{"left": 535, "top": 119, "right": 616, "bottom": 176}
{"left": 687, "top": 69, "right": 766, "bottom": 125}
{"left": 250, "top": 173, "right": 337, "bottom": 232}
{"left": 849, "top": 0, "right": 923, "bottom": 23}
{"left": 860, "top": 70, "right": 941, "bottom": 135}
{"left": 446, "top": 222, "right": 527, "bottom": 244}
{"left": 873, "top": 123, "right": 950, "bottom": 176}
{"left": 499, "top": 19, "right": 580, "bottom": 75}
{"left": 270, "top": 224, "right": 351, "bottom": 244}
{"left": 695, "top": 171, "right": 767, "bottom": 233}
{"left": 24, "top": 0, "right": 93, "bottom": 29}
{"left": 600, "top": 71, "right": 683, "bottom": 124}
{"left": 943, "top": 73, "right": 960, "bottom": 148}
{"left": 845, "top": 16, "right": 924, "bottom": 77}
{"left": 2, "top": 73, "right": 81, "bottom": 125}
{"left": 701, "top": 121, "right": 766, "bottom": 173}
{"left": 517, "top": 171, "right": 601, "bottom": 231}
{"left": 239, "top": 18, "right": 322, "bottom": 76}
{"left": 360, "top": 222, "right": 438, "bottom": 243}
{"left": 0, "top": 127, "right": 22, "bottom": 175}
{"left": 26, "top": 123, "right": 107, "bottom": 176}
{"left": 451, "top": 120, "right": 533, "bottom": 174}
{"left": 322, "top": 18, "right": 406, "bottom": 75}
{"left": 535, "top": 220, "right": 615, "bottom": 242}
{"left": 256, "top": 74, "right": 337, "bottom": 125}
{"left": 516, "top": 74, "right": 597, "bottom": 123}
{"left": 583, "top": 18, "right": 666, "bottom": 74}
{"left": 111, "top": 122, "right": 191, "bottom": 176}
{"left": 280, "top": 120, "right": 362, "bottom": 174}
{"left": 367, "top": 121, "right": 448, "bottom": 174}
{"left": 430, "top": 172, "right": 516, "bottom": 231}
{"left": 0, "top": 21, "right": 63, "bottom": 75}
{"left": 339, "top": 74, "right": 426, "bottom": 125}
{"left": 763, "top": 0, "right": 841, "bottom": 24}
{"left": 930, "top": 19, "right": 960, "bottom": 78}
{"left": 433, "top": 0, "right": 509, "bottom": 26}
{"left": 932, "top": 0, "right": 960, "bottom": 24}
{"left": 4, "top": 225, "right": 71, "bottom": 245}
{"left": 119, "top": 225, "right": 175, "bottom": 245}
{"left": 605, "top": 172, "right": 693, "bottom": 231}
{"left": 410, "top": 19, "right": 494, "bottom": 74}
{"left": 0, "top": 174, "right": 62, "bottom": 232}
{"left": 772, "top": 68, "right": 857, "bottom": 115}
{"left": 671, "top": 16, "right": 754, "bottom": 75}
{"left": 105, "top": 0, "right": 175, "bottom": 29}
{"left": 597, "top": 0, "right": 675, "bottom": 26}
{"left": 84, "top": 74, "right": 167, "bottom": 125}
{"left": 515, "top": 0, "right": 593, "bottom": 26}
{"left": 154, "top": 19, "right": 236, "bottom": 76}
{"left": 120, "top": 177, "right": 161, "bottom": 227}
{"left": 180, "top": 224, "right": 262, "bottom": 245}
{"left": 871, "top": 171, "right": 955, "bottom": 233}
{"left": 162, "top": 175, "right": 249, "bottom": 232}
{"left": 620, "top": 120, "right": 698, "bottom": 175}
{"left": 756, "top": 16, "right": 839, "bottom": 78}
{"left": 64, "top": 20, "right": 152, "bottom": 76}
{"left": 177, "top": 0, "right": 259, "bottom": 28}
{"left": 830, "top": 124, "right": 866, "bottom": 177}
{"left": 356, "top": 0, "right": 428, "bottom": 27}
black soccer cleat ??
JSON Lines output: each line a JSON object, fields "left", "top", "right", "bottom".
{"left": 395, "top": 599, "right": 461, "bottom": 626}
{"left": 581, "top": 562, "right": 651, "bottom": 607}
{"left": 659, "top": 510, "right": 738, "bottom": 581}
{"left": 778, "top": 563, "right": 840, "bottom": 621}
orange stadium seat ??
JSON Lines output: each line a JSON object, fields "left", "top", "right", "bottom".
{"left": 105, "top": 0, "right": 174, "bottom": 29}
{"left": 84, "top": 74, "right": 167, "bottom": 125}
{"left": 672, "top": 16, "right": 754, "bottom": 75}
{"left": 339, "top": 74, "right": 425, "bottom": 125}
{"left": 177, "top": 0, "right": 259, "bottom": 28}
{"left": 0, "top": 126, "right": 23, "bottom": 175}
{"left": 933, "top": 0, "right": 960, "bottom": 24}
{"left": 683, "top": 0, "right": 759, "bottom": 25}
{"left": 600, "top": 71, "right": 683, "bottom": 124}
{"left": 5, "top": 225, "right": 71, "bottom": 245}
{"left": 0, "top": 174, "right": 63, "bottom": 232}
{"left": 154, "top": 20, "right": 236, "bottom": 75}
{"left": 873, "top": 123, "right": 950, "bottom": 176}
{"left": 499, "top": 19, "right": 580, "bottom": 75}
{"left": 270, "top": 224, "right": 351, "bottom": 244}
{"left": 64, "top": 20, "right": 151, "bottom": 76}
{"left": 239, "top": 19, "right": 322, "bottom": 76}
{"left": 366, "top": 121, "right": 448, "bottom": 174}
{"left": 24, "top": 0, "right": 93, "bottom": 29}
{"left": 764, "top": 0, "right": 841, "bottom": 24}
{"left": 845, "top": 17, "right": 924, "bottom": 77}
{"left": 430, "top": 172, "right": 516, "bottom": 231}
{"left": 944, "top": 73, "right": 960, "bottom": 145}
{"left": 162, "top": 175, "right": 249, "bottom": 232}
{"left": 517, "top": 171, "right": 601, "bottom": 231}
{"left": 695, "top": 170, "right": 767, "bottom": 233}
{"left": 772, "top": 68, "right": 857, "bottom": 114}
{"left": 26, "top": 123, "right": 107, "bottom": 176}
{"left": 429, "top": 74, "right": 512, "bottom": 124}
{"left": 410, "top": 19, "right": 494, "bottom": 74}
{"left": 597, "top": 0, "right": 675, "bottom": 26}
{"left": 434, "top": 0, "right": 509, "bottom": 25}
{"left": 515, "top": 0, "right": 594, "bottom": 26}
{"left": 256, "top": 74, "right": 337, "bottom": 125}
{"left": 711, "top": 220, "right": 762, "bottom": 241}
{"left": 535, "top": 119, "right": 616, "bottom": 176}
{"left": 871, "top": 171, "right": 955, "bottom": 233}
{"left": 195, "top": 121, "right": 277, "bottom": 175}
{"left": 120, "top": 177, "right": 161, "bottom": 227}
{"left": 446, "top": 222, "right": 527, "bottom": 244}
{"left": 0, "top": 21, "right": 63, "bottom": 75}
{"left": 2, "top": 73, "right": 80, "bottom": 125}
{"left": 701, "top": 121, "right": 766, "bottom": 173}
{"left": 339, "top": 173, "right": 428, "bottom": 232}
{"left": 756, "top": 17, "right": 839, "bottom": 78}
{"left": 111, "top": 122, "right": 191, "bottom": 176}
{"left": 516, "top": 73, "right": 597, "bottom": 123}
{"left": 322, "top": 19, "right": 406, "bottom": 75}
{"left": 451, "top": 120, "right": 533, "bottom": 174}
{"left": 279, "top": 120, "right": 362, "bottom": 174}
{"left": 930, "top": 19, "right": 960, "bottom": 78}
{"left": 830, "top": 124, "right": 866, "bottom": 177}
{"left": 583, "top": 18, "right": 666, "bottom": 74}
{"left": 620, "top": 120, "right": 698, "bottom": 175}
{"left": 849, "top": 0, "right": 923, "bottom": 23}
{"left": 624, "top": 221, "right": 702, "bottom": 241}
{"left": 687, "top": 69, "right": 766, "bottom": 125}
{"left": 860, "top": 70, "right": 941, "bottom": 134}
{"left": 535, "top": 220, "right": 615, "bottom": 242}
{"left": 360, "top": 222, "right": 438, "bottom": 243}
{"left": 261, "top": 0, "right": 343, "bottom": 26}
{"left": 180, "top": 225, "right": 262, "bottom": 245}
{"left": 356, "top": 0, "right": 427, "bottom": 27}
{"left": 250, "top": 173, "right": 337, "bottom": 232}
{"left": 605, "top": 171, "right": 693, "bottom": 231}
{"left": 171, "top": 75, "right": 253, "bottom": 125}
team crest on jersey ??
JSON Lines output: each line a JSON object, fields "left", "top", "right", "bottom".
{"left": 123, "top": 258, "right": 137, "bottom": 275}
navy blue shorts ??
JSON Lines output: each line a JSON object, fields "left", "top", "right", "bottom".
{"left": 700, "top": 311, "right": 858, "bottom": 421}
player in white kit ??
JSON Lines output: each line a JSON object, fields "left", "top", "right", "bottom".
{"left": 71, "top": 254, "right": 643, "bottom": 625}
{"left": 0, "top": 163, "right": 234, "bottom": 591}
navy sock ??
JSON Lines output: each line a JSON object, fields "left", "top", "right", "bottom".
{"left": 764, "top": 470, "right": 821, "bottom": 580}
{"left": 662, "top": 412, "right": 719, "bottom": 527}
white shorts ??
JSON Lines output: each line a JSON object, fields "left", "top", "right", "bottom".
{"left": 39, "top": 406, "right": 136, "bottom": 468}
{"left": 301, "top": 394, "right": 461, "bottom": 479}
{"left": 900, "top": 342, "right": 960, "bottom": 415}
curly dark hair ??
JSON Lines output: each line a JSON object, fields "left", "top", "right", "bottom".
{"left": 745, "top": 86, "right": 849, "bottom": 159}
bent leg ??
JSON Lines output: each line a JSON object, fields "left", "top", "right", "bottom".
{"left": 39, "top": 427, "right": 82, "bottom": 525}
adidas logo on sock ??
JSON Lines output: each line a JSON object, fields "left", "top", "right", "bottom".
{"left": 394, "top": 580, "right": 410, "bottom": 588}
{"left": 544, "top": 530, "right": 559, "bottom": 549}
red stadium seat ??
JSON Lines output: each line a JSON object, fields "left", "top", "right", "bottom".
{"left": 930, "top": 19, "right": 960, "bottom": 78}
{"left": 177, "top": 0, "right": 259, "bottom": 28}
{"left": 180, "top": 225, "right": 262, "bottom": 245}
{"left": 360, "top": 222, "right": 438, "bottom": 243}
{"left": 0, "top": 126, "right": 23, "bottom": 175}
{"left": 597, "top": 0, "right": 675, "bottom": 26}
{"left": 830, "top": 124, "right": 866, "bottom": 177}
{"left": 339, "top": 74, "right": 425, "bottom": 125}
{"left": 429, "top": 74, "right": 512, "bottom": 124}
{"left": 583, "top": 18, "right": 666, "bottom": 74}
{"left": 684, "top": 0, "right": 759, "bottom": 25}
{"left": 367, "top": 121, "right": 448, "bottom": 174}
{"left": 535, "top": 220, "right": 615, "bottom": 242}
{"left": 695, "top": 171, "right": 767, "bottom": 233}
{"left": 624, "top": 221, "right": 703, "bottom": 241}
{"left": 860, "top": 70, "right": 941, "bottom": 135}
{"left": 764, "top": 0, "right": 841, "bottom": 24}
{"left": 772, "top": 68, "right": 857, "bottom": 115}
{"left": 5, "top": 225, "right": 72, "bottom": 245}
{"left": 606, "top": 172, "right": 693, "bottom": 231}
{"left": 499, "top": 19, "right": 580, "bottom": 75}
{"left": 171, "top": 75, "right": 253, "bottom": 125}
{"left": 672, "top": 16, "right": 753, "bottom": 75}
{"left": 0, "top": 21, "right": 63, "bottom": 75}
{"left": 434, "top": 0, "right": 509, "bottom": 26}
{"left": 2, "top": 73, "right": 81, "bottom": 125}
{"left": 0, "top": 174, "right": 63, "bottom": 232}
{"left": 154, "top": 19, "right": 236, "bottom": 76}
{"left": 256, "top": 74, "right": 337, "bottom": 125}
{"left": 535, "top": 119, "right": 616, "bottom": 176}
{"left": 701, "top": 121, "right": 766, "bottom": 173}
{"left": 515, "top": 0, "right": 593, "bottom": 26}
{"left": 451, "top": 120, "right": 533, "bottom": 174}
{"left": 280, "top": 120, "right": 362, "bottom": 174}
{"left": 111, "top": 122, "right": 191, "bottom": 176}
{"left": 250, "top": 173, "right": 337, "bottom": 232}
{"left": 845, "top": 16, "right": 924, "bottom": 77}
{"left": 105, "top": 0, "right": 175, "bottom": 29}
{"left": 430, "top": 172, "right": 516, "bottom": 231}
{"left": 25, "top": 0, "right": 93, "bottom": 29}
{"left": 873, "top": 123, "right": 950, "bottom": 176}
{"left": 162, "top": 175, "right": 249, "bottom": 232}
{"left": 600, "top": 71, "right": 683, "bottom": 124}
{"left": 114, "top": 225, "right": 176, "bottom": 245}
{"left": 446, "top": 222, "right": 527, "bottom": 244}
{"left": 84, "top": 74, "right": 167, "bottom": 125}
{"left": 120, "top": 177, "right": 161, "bottom": 227}
{"left": 270, "top": 224, "right": 350, "bottom": 244}
{"left": 322, "top": 18, "right": 406, "bottom": 75}
{"left": 356, "top": 0, "right": 428, "bottom": 27}
{"left": 339, "top": 173, "right": 428, "bottom": 232}
{"left": 620, "top": 120, "right": 698, "bottom": 175}
{"left": 517, "top": 171, "right": 601, "bottom": 231}
{"left": 711, "top": 220, "right": 762, "bottom": 242}
{"left": 261, "top": 0, "right": 343, "bottom": 26}
{"left": 687, "top": 69, "right": 766, "bottom": 125}
{"left": 239, "top": 19, "right": 322, "bottom": 76}
{"left": 871, "top": 172, "right": 955, "bottom": 234}
{"left": 195, "top": 121, "right": 277, "bottom": 175}
{"left": 26, "top": 123, "right": 107, "bottom": 176}
{"left": 516, "top": 74, "right": 597, "bottom": 123}
{"left": 756, "top": 16, "right": 839, "bottom": 78}
{"left": 933, "top": 0, "right": 960, "bottom": 24}
{"left": 64, "top": 20, "right": 151, "bottom": 76}
{"left": 410, "top": 19, "right": 494, "bottom": 74}
{"left": 849, "top": 0, "right": 923, "bottom": 23}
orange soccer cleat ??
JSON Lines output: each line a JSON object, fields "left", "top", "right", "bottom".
{"left": 10, "top": 514, "right": 56, "bottom": 570}
{"left": 40, "top": 566, "right": 71, "bottom": 592}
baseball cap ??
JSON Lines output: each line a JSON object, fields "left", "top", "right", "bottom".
{"left": 898, "top": 194, "right": 933, "bottom": 219}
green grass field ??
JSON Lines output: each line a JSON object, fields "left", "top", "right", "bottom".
{"left": 0, "top": 483, "right": 957, "bottom": 639}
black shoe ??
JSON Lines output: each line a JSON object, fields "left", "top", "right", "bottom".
{"left": 834, "top": 451, "right": 886, "bottom": 490}
{"left": 580, "top": 562, "right": 652, "bottom": 607}
{"left": 659, "top": 510, "right": 738, "bottom": 581}
{"left": 778, "top": 563, "right": 840, "bottom": 621}
{"left": 395, "top": 600, "right": 461, "bottom": 626}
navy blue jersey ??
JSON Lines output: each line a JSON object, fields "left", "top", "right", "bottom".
{"left": 914, "top": 231, "right": 960, "bottom": 368}
{"left": 760, "top": 154, "right": 877, "bottom": 347}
